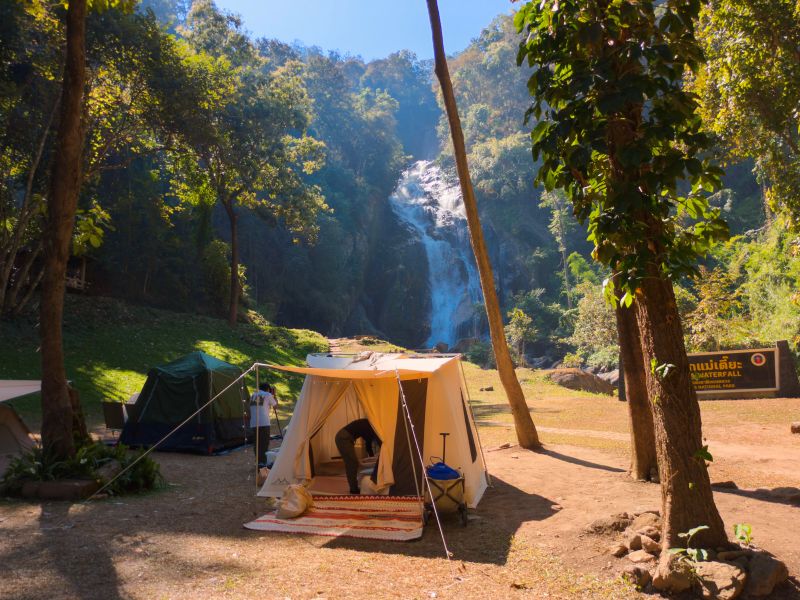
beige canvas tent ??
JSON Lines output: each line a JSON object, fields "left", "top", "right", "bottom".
{"left": 0, "top": 381, "right": 37, "bottom": 475}
{"left": 258, "top": 353, "right": 488, "bottom": 507}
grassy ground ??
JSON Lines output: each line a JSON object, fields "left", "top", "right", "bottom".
{"left": 0, "top": 295, "right": 328, "bottom": 429}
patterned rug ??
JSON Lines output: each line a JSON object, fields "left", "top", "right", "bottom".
{"left": 244, "top": 495, "right": 424, "bottom": 541}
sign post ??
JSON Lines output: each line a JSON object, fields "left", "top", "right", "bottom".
{"left": 688, "top": 348, "right": 779, "bottom": 397}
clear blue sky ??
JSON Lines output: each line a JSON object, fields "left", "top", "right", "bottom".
{"left": 214, "top": 0, "right": 515, "bottom": 61}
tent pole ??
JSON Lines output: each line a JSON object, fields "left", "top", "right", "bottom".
{"left": 85, "top": 364, "right": 257, "bottom": 502}
{"left": 255, "top": 364, "right": 260, "bottom": 491}
{"left": 458, "top": 360, "right": 492, "bottom": 486}
{"left": 254, "top": 364, "right": 260, "bottom": 492}
{"left": 395, "top": 369, "right": 452, "bottom": 562}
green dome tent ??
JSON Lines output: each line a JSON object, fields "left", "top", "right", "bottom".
{"left": 120, "top": 352, "right": 248, "bottom": 454}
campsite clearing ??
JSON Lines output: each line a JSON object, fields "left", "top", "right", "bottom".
{"left": 2, "top": 369, "right": 799, "bottom": 599}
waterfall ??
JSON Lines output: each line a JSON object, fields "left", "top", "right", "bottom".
{"left": 388, "top": 160, "right": 482, "bottom": 348}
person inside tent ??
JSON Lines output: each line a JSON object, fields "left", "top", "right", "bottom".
{"left": 250, "top": 382, "right": 277, "bottom": 467}
{"left": 335, "top": 418, "right": 380, "bottom": 494}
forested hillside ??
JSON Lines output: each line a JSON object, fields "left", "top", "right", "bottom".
{"left": 2, "top": 0, "right": 795, "bottom": 364}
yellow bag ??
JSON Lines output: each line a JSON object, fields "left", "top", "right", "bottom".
{"left": 276, "top": 484, "right": 314, "bottom": 519}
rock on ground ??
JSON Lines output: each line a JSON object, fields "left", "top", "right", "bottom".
{"left": 621, "top": 564, "right": 652, "bottom": 589}
{"left": 629, "top": 511, "right": 661, "bottom": 531}
{"left": 625, "top": 533, "right": 642, "bottom": 551}
{"left": 584, "top": 513, "right": 633, "bottom": 535}
{"left": 693, "top": 560, "right": 747, "bottom": 600}
{"left": 640, "top": 535, "right": 660, "bottom": 553}
{"left": 608, "top": 543, "right": 628, "bottom": 558}
{"left": 745, "top": 551, "right": 789, "bottom": 597}
{"left": 627, "top": 549, "right": 657, "bottom": 564}
{"left": 652, "top": 554, "right": 694, "bottom": 594}
{"left": 791, "top": 422, "right": 800, "bottom": 434}
{"left": 597, "top": 369, "right": 620, "bottom": 387}
{"left": 543, "top": 368, "right": 615, "bottom": 395}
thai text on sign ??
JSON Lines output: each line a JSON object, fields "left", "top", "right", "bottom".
{"left": 688, "top": 348, "right": 778, "bottom": 394}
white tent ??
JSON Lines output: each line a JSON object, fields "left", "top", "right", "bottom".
{"left": 0, "top": 381, "right": 37, "bottom": 474}
{"left": 0, "top": 380, "right": 41, "bottom": 403}
{"left": 258, "top": 353, "right": 488, "bottom": 507}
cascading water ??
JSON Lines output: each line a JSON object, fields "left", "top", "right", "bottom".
{"left": 388, "top": 160, "right": 483, "bottom": 348}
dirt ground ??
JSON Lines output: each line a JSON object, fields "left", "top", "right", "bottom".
{"left": 1, "top": 429, "right": 799, "bottom": 600}
{"left": 2, "top": 352, "right": 800, "bottom": 599}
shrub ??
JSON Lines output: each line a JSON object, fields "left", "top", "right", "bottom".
{"left": 465, "top": 341, "right": 496, "bottom": 369}
{"left": 2, "top": 442, "right": 164, "bottom": 497}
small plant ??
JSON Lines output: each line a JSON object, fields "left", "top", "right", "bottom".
{"left": 693, "top": 445, "right": 714, "bottom": 463}
{"left": 733, "top": 523, "right": 753, "bottom": 545}
{"left": 650, "top": 358, "right": 676, "bottom": 380}
{"left": 669, "top": 525, "right": 710, "bottom": 563}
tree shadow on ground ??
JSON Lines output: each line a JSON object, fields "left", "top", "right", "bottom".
{"left": 470, "top": 403, "right": 561, "bottom": 421}
{"left": 537, "top": 447, "right": 626, "bottom": 474}
{"left": 0, "top": 501, "right": 124, "bottom": 600}
{"left": 320, "top": 475, "right": 557, "bottom": 565}
{"left": 712, "top": 484, "right": 800, "bottom": 508}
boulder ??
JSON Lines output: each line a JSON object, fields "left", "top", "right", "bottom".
{"left": 791, "top": 422, "right": 800, "bottom": 434}
{"left": 630, "top": 511, "right": 661, "bottom": 531}
{"left": 652, "top": 554, "right": 693, "bottom": 594}
{"left": 717, "top": 550, "right": 751, "bottom": 562}
{"left": 693, "top": 561, "right": 747, "bottom": 600}
{"left": 608, "top": 543, "right": 628, "bottom": 558}
{"left": 621, "top": 564, "right": 652, "bottom": 588}
{"left": 597, "top": 369, "right": 620, "bottom": 387}
{"left": 744, "top": 551, "right": 789, "bottom": 597}
{"left": 640, "top": 535, "right": 660, "bottom": 553}
{"left": 636, "top": 525, "right": 660, "bottom": 541}
{"left": 584, "top": 513, "right": 633, "bottom": 535}
{"left": 544, "top": 368, "right": 615, "bottom": 395}
{"left": 627, "top": 550, "right": 657, "bottom": 564}
{"left": 625, "top": 533, "right": 642, "bottom": 551}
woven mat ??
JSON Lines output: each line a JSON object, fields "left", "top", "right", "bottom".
{"left": 244, "top": 495, "right": 424, "bottom": 541}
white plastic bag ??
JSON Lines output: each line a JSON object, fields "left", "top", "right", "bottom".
{"left": 276, "top": 484, "right": 314, "bottom": 519}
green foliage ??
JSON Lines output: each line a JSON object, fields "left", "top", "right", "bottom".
{"left": 0, "top": 295, "right": 328, "bottom": 428}
{"left": 516, "top": 0, "right": 730, "bottom": 298}
{"left": 2, "top": 442, "right": 163, "bottom": 496}
{"left": 693, "top": 445, "right": 714, "bottom": 463}
{"left": 505, "top": 307, "right": 538, "bottom": 365}
{"left": 670, "top": 525, "right": 711, "bottom": 562}
{"left": 465, "top": 341, "right": 496, "bottom": 369}
{"left": 733, "top": 523, "right": 753, "bottom": 545}
{"left": 691, "top": 0, "right": 800, "bottom": 227}
{"left": 684, "top": 266, "right": 743, "bottom": 351}
{"left": 568, "top": 282, "right": 617, "bottom": 368}
{"left": 202, "top": 239, "right": 232, "bottom": 316}
{"left": 560, "top": 352, "right": 583, "bottom": 369}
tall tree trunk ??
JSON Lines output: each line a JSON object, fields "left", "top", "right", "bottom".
{"left": 224, "top": 200, "right": 240, "bottom": 326}
{"left": 634, "top": 268, "right": 727, "bottom": 553}
{"left": 39, "top": 0, "right": 88, "bottom": 460}
{"left": 616, "top": 304, "right": 658, "bottom": 481}
{"left": 426, "top": 0, "right": 541, "bottom": 449}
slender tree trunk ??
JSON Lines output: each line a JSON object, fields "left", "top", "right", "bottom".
{"left": 224, "top": 200, "right": 240, "bottom": 326}
{"left": 616, "top": 304, "right": 658, "bottom": 481}
{"left": 40, "top": 0, "right": 88, "bottom": 460}
{"left": 426, "top": 0, "right": 540, "bottom": 449}
{"left": 634, "top": 268, "right": 727, "bottom": 553}
{"left": 4, "top": 241, "right": 43, "bottom": 313}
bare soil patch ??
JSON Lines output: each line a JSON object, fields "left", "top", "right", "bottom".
{"left": 2, "top": 436, "right": 799, "bottom": 600}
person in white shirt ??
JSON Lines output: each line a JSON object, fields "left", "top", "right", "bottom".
{"left": 250, "top": 382, "right": 277, "bottom": 466}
